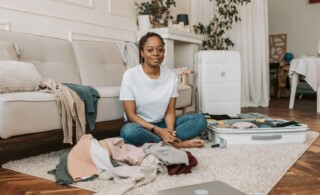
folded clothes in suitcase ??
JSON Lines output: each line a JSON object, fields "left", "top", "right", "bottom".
{"left": 206, "top": 118, "right": 309, "bottom": 147}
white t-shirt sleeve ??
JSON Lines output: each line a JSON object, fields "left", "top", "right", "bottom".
{"left": 119, "top": 71, "right": 135, "bottom": 100}
{"left": 171, "top": 74, "right": 179, "bottom": 98}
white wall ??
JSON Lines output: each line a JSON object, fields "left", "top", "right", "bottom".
{"left": 268, "top": 0, "right": 320, "bottom": 57}
{"left": 177, "top": 0, "right": 214, "bottom": 28}
{"left": 0, "top": 0, "right": 138, "bottom": 42}
{"left": 0, "top": 0, "right": 194, "bottom": 42}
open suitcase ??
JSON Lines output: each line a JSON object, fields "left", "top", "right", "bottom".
{"left": 206, "top": 118, "right": 309, "bottom": 147}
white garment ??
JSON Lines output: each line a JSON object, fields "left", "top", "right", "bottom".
{"left": 119, "top": 64, "right": 178, "bottom": 122}
{"left": 116, "top": 41, "right": 139, "bottom": 69}
{"left": 90, "top": 139, "right": 114, "bottom": 173}
{"left": 96, "top": 155, "right": 164, "bottom": 195}
{"left": 142, "top": 142, "right": 189, "bottom": 165}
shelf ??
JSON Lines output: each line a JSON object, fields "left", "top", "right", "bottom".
{"left": 137, "top": 27, "right": 204, "bottom": 45}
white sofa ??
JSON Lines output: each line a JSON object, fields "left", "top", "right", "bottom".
{"left": 0, "top": 30, "right": 192, "bottom": 143}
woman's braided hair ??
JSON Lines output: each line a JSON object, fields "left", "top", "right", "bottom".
{"left": 139, "top": 32, "right": 165, "bottom": 63}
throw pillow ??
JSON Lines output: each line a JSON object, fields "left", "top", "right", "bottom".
{"left": 0, "top": 61, "right": 43, "bottom": 93}
{"left": 0, "top": 41, "right": 18, "bottom": 61}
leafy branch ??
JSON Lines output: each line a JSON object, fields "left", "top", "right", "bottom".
{"left": 193, "top": 0, "right": 250, "bottom": 50}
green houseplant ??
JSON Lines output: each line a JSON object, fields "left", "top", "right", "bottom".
{"left": 135, "top": 0, "right": 176, "bottom": 28}
{"left": 193, "top": 0, "right": 250, "bottom": 50}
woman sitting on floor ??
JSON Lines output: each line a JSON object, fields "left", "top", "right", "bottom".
{"left": 119, "top": 32, "right": 207, "bottom": 148}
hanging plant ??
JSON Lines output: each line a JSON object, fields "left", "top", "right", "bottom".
{"left": 193, "top": 0, "right": 251, "bottom": 50}
{"left": 135, "top": 0, "right": 176, "bottom": 27}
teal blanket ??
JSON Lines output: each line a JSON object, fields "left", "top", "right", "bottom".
{"left": 63, "top": 83, "right": 100, "bottom": 130}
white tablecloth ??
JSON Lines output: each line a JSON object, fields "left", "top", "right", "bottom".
{"left": 289, "top": 57, "right": 320, "bottom": 91}
{"left": 288, "top": 57, "right": 320, "bottom": 112}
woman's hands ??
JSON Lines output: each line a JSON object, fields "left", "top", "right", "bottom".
{"left": 155, "top": 127, "right": 181, "bottom": 143}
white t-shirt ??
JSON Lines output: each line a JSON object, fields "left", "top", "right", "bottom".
{"left": 119, "top": 64, "right": 178, "bottom": 122}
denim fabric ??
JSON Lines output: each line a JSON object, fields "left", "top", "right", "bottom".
{"left": 120, "top": 113, "right": 207, "bottom": 146}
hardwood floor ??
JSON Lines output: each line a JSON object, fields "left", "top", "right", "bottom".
{"left": 250, "top": 96, "right": 320, "bottom": 195}
{"left": 1, "top": 96, "right": 319, "bottom": 195}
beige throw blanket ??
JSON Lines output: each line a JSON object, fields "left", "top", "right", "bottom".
{"left": 36, "top": 78, "right": 86, "bottom": 144}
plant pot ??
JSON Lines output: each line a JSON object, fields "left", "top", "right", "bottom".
{"left": 137, "top": 15, "right": 153, "bottom": 31}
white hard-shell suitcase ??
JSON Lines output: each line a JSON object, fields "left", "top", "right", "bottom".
{"left": 206, "top": 119, "right": 309, "bottom": 147}
{"left": 195, "top": 50, "right": 241, "bottom": 116}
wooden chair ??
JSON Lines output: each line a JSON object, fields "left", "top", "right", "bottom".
{"left": 277, "top": 63, "right": 290, "bottom": 98}
{"left": 269, "top": 34, "right": 288, "bottom": 97}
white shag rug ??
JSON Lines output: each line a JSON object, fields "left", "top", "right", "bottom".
{"left": 3, "top": 131, "right": 319, "bottom": 195}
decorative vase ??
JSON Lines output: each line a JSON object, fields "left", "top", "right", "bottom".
{"left": 177, "top": 14, "right": 189, "bottom": 25}
{"left": 137, "top": 15, "right": 153, "bottom": 31}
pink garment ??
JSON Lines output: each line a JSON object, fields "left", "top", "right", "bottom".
{"left": 68, "top": 134, "right": 98, "bottom": 181}
{"left": 67, "top": 135, "right": 146, "bottom": 181}
{"left": 103, "top": 137, "right": 145, "bottom": 166}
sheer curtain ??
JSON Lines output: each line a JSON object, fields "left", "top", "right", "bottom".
{"left": 234, "top": 0, "right": 269, "bottom": 107}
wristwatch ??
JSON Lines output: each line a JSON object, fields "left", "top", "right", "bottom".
{"left": 151, "top": 125, "right": 157, "bottom": 133}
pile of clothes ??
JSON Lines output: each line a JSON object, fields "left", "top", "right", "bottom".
{"left": 49, "top": 134, "right": 197, "bottom": 194}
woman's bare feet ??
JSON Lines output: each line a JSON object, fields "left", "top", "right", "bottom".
{"left": 171, "top": 138, "right": 205, "bottom": 148}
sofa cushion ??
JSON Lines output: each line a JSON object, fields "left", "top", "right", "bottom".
{"left": 0, "top": 86, "right": 125, "bottom": 139}
{"left": 0, "top": 92, "right": 62, "bottom": 139}
{"left": 0, "top": 41, "right": 18, "bottom": 60}
{"left": 72, "top": 41, "right": 126, "bottom": 86}
{"left": 0, "top": 30, "right": 81, "bottom": 84}
{"left": 176, "top": 83, "right": 192, "bottom": 108}
{"left": 0, "top": 61, "right": 43, "bottom": 93}
{"left": 93, "top": 86, "right": 124, "bottom": 122}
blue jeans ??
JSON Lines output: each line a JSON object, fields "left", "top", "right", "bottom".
{"left": 120, "top": 113, "right": 207, "bottom": 146}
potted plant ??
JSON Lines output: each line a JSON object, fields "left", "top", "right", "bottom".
{"left": 193, "top": 0, "right": 250, "bottom": 50}
{"left": 135, "top": 0, "right": 176, "bottom": 28}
